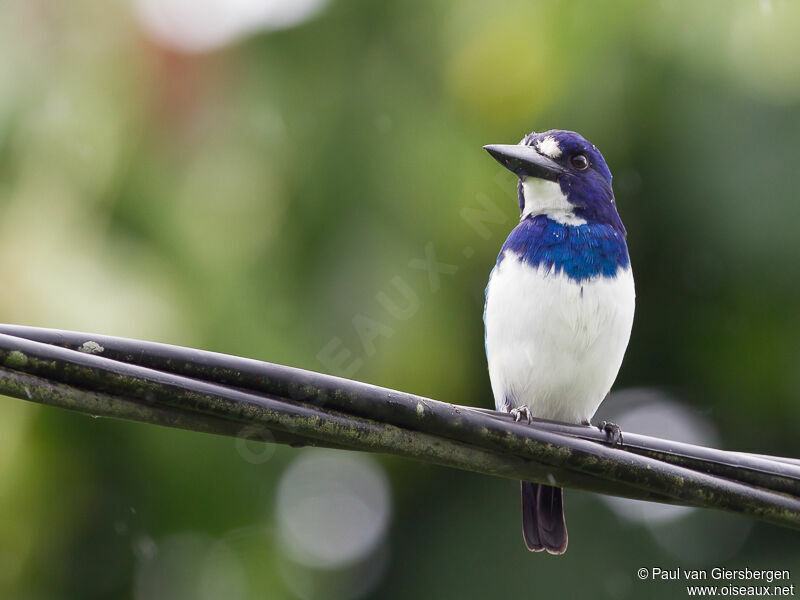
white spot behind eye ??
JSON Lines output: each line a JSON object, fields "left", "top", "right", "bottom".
{"left": 537, "top": 136, "right": 562, "bottom": 159}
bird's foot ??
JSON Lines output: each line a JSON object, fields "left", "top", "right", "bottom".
{"left": 599, "top": 421, "right": 623, "bottom": 445}
{"left": 510, "top": 406, "right": 532, "bottom": 424}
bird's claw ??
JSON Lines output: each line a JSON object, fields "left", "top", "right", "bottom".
{"left": 599, "top": 420, "right": 623, "bottom": 445}
{"left": 510, "top": 406, "right": 532, "bottom": 424}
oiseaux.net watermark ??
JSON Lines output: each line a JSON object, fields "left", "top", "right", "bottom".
{"left": 637, "top": 567, "right": 794, "bottom": 597}
{"left": 233, "top": 170, "right": 517, "bottom": 466}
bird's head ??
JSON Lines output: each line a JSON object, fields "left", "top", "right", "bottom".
{"left": 484, "top": 130, "right": 624, "bottom": 233}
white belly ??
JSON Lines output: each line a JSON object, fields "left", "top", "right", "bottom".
{"left": 484, "top": 254, "right": 635, "bottom": 423}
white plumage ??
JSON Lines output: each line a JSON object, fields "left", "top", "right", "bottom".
{"left": 520, "top": 179, "right": 587, "bottom": 225}
{"left": 536, "top": 136, "right": 563, "bottom": 159}
{"left": 485, "top": 255, "right": 635, "bottom": 424}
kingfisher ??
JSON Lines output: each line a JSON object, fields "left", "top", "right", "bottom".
{"left": 483, "top": 130, "right": 635, "bottom": 554}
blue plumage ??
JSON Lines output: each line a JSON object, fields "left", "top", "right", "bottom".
{"left": 498, "top": 215, "right": 629, "bottom": 282}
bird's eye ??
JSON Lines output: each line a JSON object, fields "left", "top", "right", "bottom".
{"left": 571, "top": 154, "right": 589, "bottom": 170}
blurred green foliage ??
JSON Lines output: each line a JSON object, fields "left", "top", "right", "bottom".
{"left": 0, "top": 0, "right": 799, "bottom": 597}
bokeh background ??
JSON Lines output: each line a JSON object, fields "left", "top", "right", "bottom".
{"left": 0, "top": 0, "right": 799, "bottom": 597}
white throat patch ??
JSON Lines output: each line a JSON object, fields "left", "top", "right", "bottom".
{"left": 537, "top": 136, "right": 562, "bottom": 159}
{"left": 521, "top": 178, "right": 586, "bottom": 225}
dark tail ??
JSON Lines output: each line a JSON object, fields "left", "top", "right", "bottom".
{"left": 520, "top": 481, "right": 568, "bottom": 554}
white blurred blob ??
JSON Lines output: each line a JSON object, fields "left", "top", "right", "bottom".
{"left": 649, "top": 510, "right": 753, "bottom": 565}
{"left": 132, "top": 0, "right": 333, "bottom": 52}
{"left": 235, "top": 426, "right": 276, "bottom": 465}
{"left": 133, "top": 533, "right": 247, "bottom": 600}
{"left": 596, "top": 388, "right": 752, "bottom": 562}
{"left": 278, "top": 542, "right": 390, "bottom": 600}
{"left": 276, "top": 449, "right": 391, "bottom": 570}
{"left": 132, "top": 534, "right": 158, "bottom": 561}
{"left": 598, "top": 388, "right": 719, "bottom": 525}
